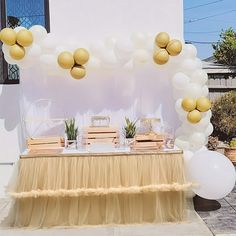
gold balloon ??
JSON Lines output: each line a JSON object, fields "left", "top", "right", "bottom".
{"left": 181, "top": 98, "right": 196, "bottom": 112}
{"left": 196, "top": 97, "right": 211, "bottom": 112}
{"left": 58, "top": 52, "right": 75, "bottom": 69}
{"left": 73, "top": 48, "right": 90, "bottom": 65}
{"left": 155, "top": 32, "right": 170, "bottom": 48}
{"left": 70, "top": 65, "right": 86, "bottom": 80}
{"left": 153, "top": 49, "right": 169, "bottom": 65}
{"left": 0, "top": 28, "right": 16, "bottom": 46}
{"left": 166, "top": 39, "right": 182, "bottom": 56}
{"left": 9, "top": 44, "right": 25, "bottom": 60}
{"left": 187, "top": 110, "right": 202, "bottom": 124}
{"left": 16, "top": 29, "right": 33, "bottom": 47}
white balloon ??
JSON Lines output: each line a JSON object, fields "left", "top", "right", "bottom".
{"left": 188, "top": 150, "right": 236, "bottom": 199}
{"left": 40, "top": 33, "right": 57, "bottom": 52}
{"left": 205, "top": 123, "right": 214, "bottom": 136}
{"left": 191, "top": 69, "right": 208, "bottom": 86}
{"left": 183, "top": 44, "right": 197, "bottom": 59}
{"left": 114, "top": 39, "right": 134, "bottom": 64}
{"left": 184, "top": 83, "right": 202, "bottom": 99}
{"left": 29, "top": 25, "right": 47, "bottom": 43}
{"left": 130, "top": 32, "right": 147, "bottom": 48}
{"left": 101, "top": 51, "right": 118, "bottom": 68}
{"left": 2, "top": 44, "right": 10, "bottom": 56}
{"left": 26, "top": 43, "right": 42, "bottom": 58}
{"left": 132, "top": 49, "right": 149, "bottom": 63}
{"left": 172, "top": 72, "right": 190, "bottom": 90}
{"left": 183, "top": 150, "right": 194, "bottom": 165}
{"left": 175, "top": 99, "right": 185, "bottom": 115}
{"left": 201, "top": 85, "right": 209, "bottom": 97}
{"left": 195, "top": 58, "right": 203, "bottom": 69}
{"left": 87, "top": 56, "right": 101, "bottom": 70}
{"left": 40, "top": 54, "right": 57, "bottom": 72}
{"left": 4, "top": 54, "right": 17, "bottom": 65}
{"left": 189, "top": 132, "right": 206, "bottom": 146}
{"left": 14, "top": 26, "right": 26, "bottom": 33}
{"left": 172, "top": 87, "right": 185, "bottom": 100}
{"left": 180, "top": 59, "right": 198, "bottom": 75}
{"left": 175, "top": 136, "right": 190, "bottom": 150}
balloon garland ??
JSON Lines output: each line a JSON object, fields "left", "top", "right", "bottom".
{"left": 0, "top": 26, "right": 235, "bottom": 201}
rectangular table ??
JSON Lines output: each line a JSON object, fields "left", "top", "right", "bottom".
{"left": 4, "top": 150, "right": 191, "bottom": 228}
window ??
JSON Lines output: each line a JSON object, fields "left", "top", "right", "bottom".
{"left": 0, "top": 0, "right": 50, "bottom": 84}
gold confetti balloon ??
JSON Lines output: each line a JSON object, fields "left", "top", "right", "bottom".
{"left": 196, "top": 97, "right": 211, "bottom": 112}
{"left": 70, "top": 65, "right": 86, "bottom": 80}
{"left": 153, "top": 49, "right": 169, "bottom": 65}
{"left": 57, "top": 52, "right": 75, "bottom": 69}
{"left": 155, "top": 32, "right": 170, "bottom": 48}
{"left": 0, "top": 28, "right": 17, "bottom": 46}
{"left": 181, "top": 98, "right": 196, "bottom": 112}
{"left": 166, "top": 39, "right": 182, "bottom": 56}
{"left": 187, "top": 110, "right": 202, "bottom": 124}
{"left": 9, "top": 44, "right": 25, "bottom": 60}
{"left": 16, "top": 29, "right": 33, "bottom": 47}
{"left": 73, "top": 48, "right": 90, "bottom": 65}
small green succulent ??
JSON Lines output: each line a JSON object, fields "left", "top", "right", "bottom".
{"left": 65, "top": 118, "right": 78, "bottom": 140}
{"left": 123, "top": 117, "right": 138, "bottom": 139}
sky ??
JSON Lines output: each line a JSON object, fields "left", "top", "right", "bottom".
{"left": 184, "top": 0, "right": 236, "bottom": 59}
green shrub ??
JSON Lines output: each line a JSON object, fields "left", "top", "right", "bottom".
{"left": 211, "top": 91, "right": 236, "bottom": 141}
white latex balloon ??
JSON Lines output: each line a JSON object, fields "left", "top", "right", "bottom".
{"left": 40, "top": 33, "right": 57, "bottom": 52}
{"left": 29, "top": 25, "right": 47, "bottom": 43}
{"left": 26, "top": 43, "right": 42, "bottom": 58}
{"left": 2, "top": 44, "right": 10, "bottom": 56}
{"left": 184, "top": 83, "right": 202, "bottom": 99}
{"left": 39, "top": 54, "right": 57, "bottom": 72}
{"left": 191, "top": 69, "right": 208, "bottom": 86}
{"left": 130, "top": 32, "right": 147, "bottom": 48}
{"left": 101, "top": 51, "right": 118, "bottom": 68}
{"left": 183, "top": 150, "right": 194, "bottom": 165}
{"left": 4, "top": 54, "right": 17, "bottom": 65}
{"left": 201, "top": 85, "right": 209, "bottom": 97}
{"left": 175, "top": 136, "right": 190, "bottom": 150}
{"left": 195, "top": 58, "right": 203, "bottom": 69}
{"left": 189, "top": 132, "right": 206, "bottom": 147}
{"left": 183, "top": 44, "right": 197, "bottom": 59}
{"left": 175, "top": 99, "right": 186, "bottom": 115}
{"left": 132, "top": 49, "right": 149, "bottom": 63}
{"left": 172, "top": 87, "right": 185, "bottom": 100}
{"left": 205, "top": 123, "right": 214, "bottom": 136}
{"left": 114, "top": 39, "right": 134, "bottom": 64}
{"left": 188, "top": 150, "right": 236, "bottom": 199}
{"left": 14, "top": 26, "right": 26, "bottom": 33}
{"left": 87, "top": 56, "right": 101, "bottom": 70}
{"left": 180, "top": 59, "right": 198, "bottom": 75}
{"left": 172, "top": 72, "right": 190, "bottom": 90}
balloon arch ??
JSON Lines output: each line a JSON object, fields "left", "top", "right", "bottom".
{"left": 0, "top": 25, "right": 235, "bottom": 200}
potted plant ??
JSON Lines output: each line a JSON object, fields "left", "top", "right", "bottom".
{"left": 225, "top": 138, "right": 236, "bottom": 165}
{"left": 123, "top": 117, "right": 137, "bottom": 146}
{"left": 65, "top": 118, "right": 78, "bottom": 149}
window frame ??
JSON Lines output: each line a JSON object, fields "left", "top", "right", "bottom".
{"left": 0, "top": 0, "right": 50, "bottom": 85}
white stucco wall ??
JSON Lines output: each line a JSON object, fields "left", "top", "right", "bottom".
{"left": 0, "top": 0, "right": 183, "bottom": 197}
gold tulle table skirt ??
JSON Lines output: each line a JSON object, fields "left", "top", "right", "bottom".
{"left": 5, "top": 151, "right": 191, "bottom": 228}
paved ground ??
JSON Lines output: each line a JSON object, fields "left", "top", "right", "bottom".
{"left": 197, "top": 170, "right": 236, "bottom": 236}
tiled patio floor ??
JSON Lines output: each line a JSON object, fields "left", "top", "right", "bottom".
{"left": 197, "top": 170, "right": 236, "bottom": 236}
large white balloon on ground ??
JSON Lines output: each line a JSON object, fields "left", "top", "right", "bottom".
{"left": 188, "top": 150, "right": 236, "bottom": 200}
